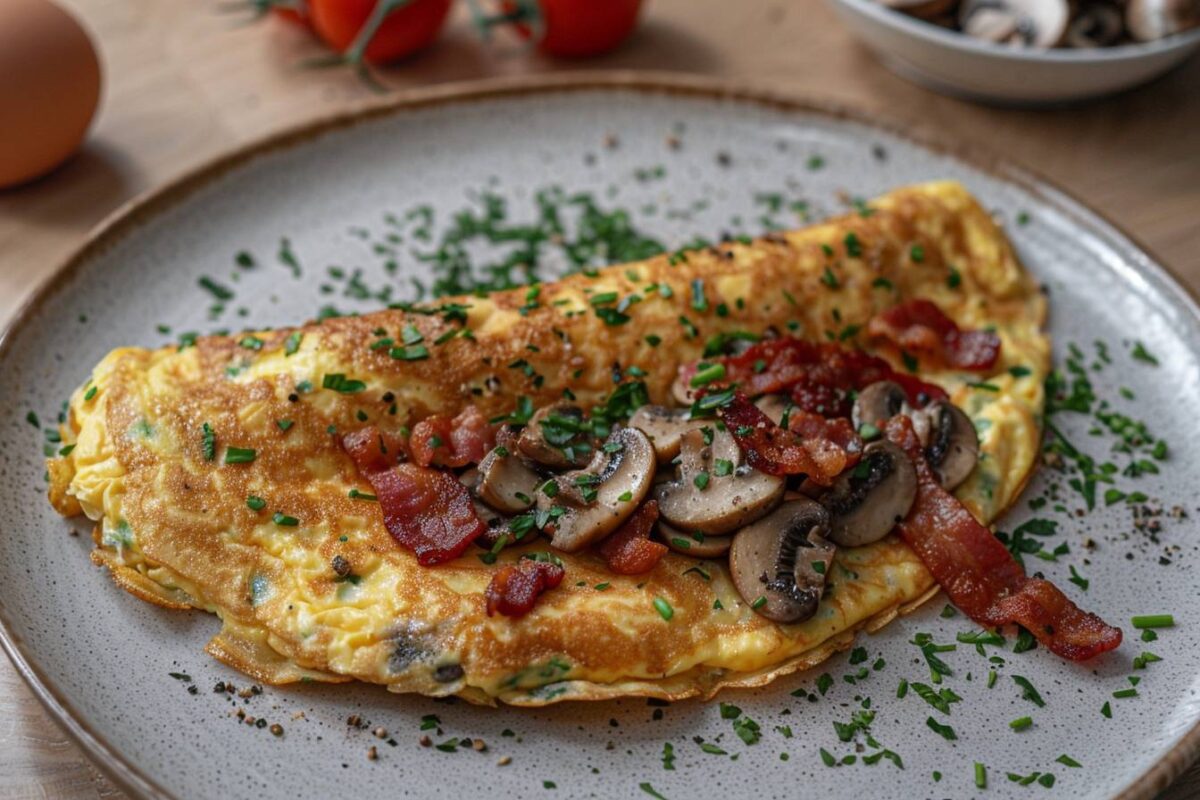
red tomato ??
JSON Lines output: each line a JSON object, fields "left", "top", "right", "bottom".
{"left": 501, "top": 0, "right": 643, "bottom": 57}
{"left": 310, "top": 0, "right": 453, "bottom": 64}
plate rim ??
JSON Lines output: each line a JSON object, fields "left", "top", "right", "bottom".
{"left": 1, "top": 70, "right": 1196, "bottom": 800}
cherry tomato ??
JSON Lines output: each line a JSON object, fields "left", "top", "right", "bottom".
{"left": 310, "top": 0, "right": 453, "bottom": 64}
{"left": 500, "top": 0, "right": 643, "bottom": 57}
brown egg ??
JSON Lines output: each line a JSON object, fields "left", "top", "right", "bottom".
{"left": 0, "top": 0, "right": 101, "bottom": 188}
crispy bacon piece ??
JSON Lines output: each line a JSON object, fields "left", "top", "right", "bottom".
{"left": 599, "top": 500, "right": 666, "bottom": 575}
{"left": 716, "top": 391, "right": 862, "bottom": 486}
{"left": 712, "top": 338, "right": 946, "bottom": 418}
{"left": 885, "top": 415, "right": 1122, "bottom": 661}
{"left": 868, "top": 299, "right": 1001, "bottom": 371}
{"left": 485, "top": 560, "right": 566, "bottom": 617}
{"left": 342, "top": 427, "right": 485, "bottom": 566}
{"left": 410, "top": 405, "right": 495, "bottom": 468}
{"left": 341, "top": 426, "right": 409, "bottom": 471}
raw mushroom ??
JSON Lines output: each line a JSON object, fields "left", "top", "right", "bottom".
{"left": 1126, "top": 0, "right": 1200, "bottom": 41}
{"left": 656, "top": 520, "right": 734, "bottom": 558}
{"left": 921, "top": 401, "right": 979, "bottom": 490}
{"left": 1066, "top": 2, "right": 1125, "bottom": 46}
{"left": 822, "top": 441, "right": 917, "bottom": 547}
{"left": 538, "top": 427, "right": 655, "bottom": 552}
{"left": 655, "top": 427, "right": 785, "bottom": 535}
{"left": 729, "top": 499, "right": 836, "bottom": 624}
{"left": 879, "top": 0, "right": 957, "bottom": 19}
{"left": 475, "top": 447, "right": 542, "bottom": 514}
{"left": 959, "top": 0, "right": 1069, "bottom": 46}
{"left": 518, "top": 403, "right": 593, "bottom": 470}
{"left": 628, "top": 405, "right": 701, "bottom": 463}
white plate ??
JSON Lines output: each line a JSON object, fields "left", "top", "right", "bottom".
{"left": 2, "top": 75, "right": 1198, "bottom": 800}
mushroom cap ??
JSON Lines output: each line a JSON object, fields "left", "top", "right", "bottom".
{"left": 541, "top": 427, "right": 655, "bottom": 552}
{"left": 823, "top": 440, "right": 917, "bottom": 547}
{"left": 1126, "top": 0, "right": 1200, "bottom": 41}
{"left": 628, "top": 405, "right": 702, "bottom": 464}
{"left": 518, "top": 403, "right": 593, "bottom": 470}
{"left": 1066, "top": 2, "right": 1125, "bottom": 46}
{"left": 922, "top": 401, "right": 979, "bottom": 491}
{"left": 656, "top": 520, "right": 734, "bottom": 558}
{"left": 852, "top": 380, "right": 909, "bottom": 430}
{"left": 475, "top": 447, "right": 542, "bottom": 514}
{"left": 729, "top": 499, "right": 835, "bottom": 624}
{"left": 959, "top": 0, "right": 1070, "bottom": 46}
{"left": 655, "top": 427, "right": 785, "bottom": 535}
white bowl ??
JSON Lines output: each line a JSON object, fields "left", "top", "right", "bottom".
{"left": 826, "top": 0, "right": 1200, "bottom": 104}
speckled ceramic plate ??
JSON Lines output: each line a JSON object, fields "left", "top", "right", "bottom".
{"left": 2, "top": 74, "right": 1198, "bottom": 800}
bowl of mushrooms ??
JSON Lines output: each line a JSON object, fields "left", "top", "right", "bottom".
{"left": 827, "top": 0, "right": 1200, "bottom": 103}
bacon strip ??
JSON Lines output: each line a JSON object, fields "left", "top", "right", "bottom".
{"left": 868, "top": 299, "right": 1000, "bottom": 371}
{"left": 711, "top": 338, "right": 946, "bottom": 417}
{"left": 410, "top": 405, "right": 495, "bottom": 468}
{"left": 599, "top": 500, "right": 666, "bottom": 575}
{"left": 485, "top": 560, "right": 566, "bottom": 617}
{"left": 342, "top": 426, "right": 485, "bottom": 566}
{"left": 716, "top": 391, "right": 862, "bottom": 486}
{"left": 885, "top": 415, "right": 1122, "bottom": 661}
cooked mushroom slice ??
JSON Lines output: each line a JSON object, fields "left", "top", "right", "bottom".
{"left": 852, "top": 380, "right": 909, "bottom": 429}
{"left": 517, "top": 403, "right": 593, "bottom": 470}
{"left": 729, "top": 499, "right": 836, "bottom": 624}
{"left": 1066, "top": 2, "right": 1124, "bottom": 46}
{"left": 655, "top": 427, "right": 785, "bottom": 535}
{"left": 671, "top": 367, "right": 698, "bottom": 406}
{"left": 1126, "top": 0, "right": 1200, "bottom": 41}
{"left": 656, "top": 520, "right": 734, "bottom": 558}
{"left": 755, "top": 393, "right": 792, "bottom": 426}
{"left": 628, "top": 405, "right": 701, "bottom": 463}
{"left": 538, "top": 427, "right": 655, "bottom": 552}
{"left": 922, "top": 401, "right": 979, "bottom": 490}
{"left": 959, "top": 0, "right": 1069, "bottom": 46}
{"left": 475, "top": 447, "right": 541, "bottom": 514}
{"left": 472, "top": 499, "right": 511, "bottom": 548}
{"left": 823, "top": 441, "right": 917, "bottom": 547}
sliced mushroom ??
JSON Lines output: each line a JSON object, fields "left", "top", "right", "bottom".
{"left": 655, "top": 427, "right": 785, "bottom": 535}
{"left": 823, "top": 441, "right": 917, "bottom": 547}
{"left": 672, "top": 367, "right": 698, "bottom": 406}
{"left": 1066, "top": 2, "right": 1124, "bottom": 46}
{"left": 656, "top": 520, "right": 734, "bottom": 558}
{"left": 959, "top": 0, "right": 1069, "bottom": 46}
{"left": 518, "top": 403, "right": 593, "bottom": 470}
{"left": 729, "top": 499, "right": 835, "bottom": 624}
{"left": 475, "top": 447, "right": 541, "bottom": 514}
{"left": 853, "top": 381, "right": 978, "bottom": 491}
{"left": 1126, "top": 0, "right": 1199, "bottom": 41}
{"left": 852, "top": 380, "right": 910, "bottom": 430}
{"left": 755, "top": 393, "right": 792, "bottom": 426}
{"left": 538, "top": 427, "right": 655, "bottom": 552}
{"left": 921, "top": 401, "right": 979, "bottom": 491}
{"left": 628, "top": 405, "right": 701, "bottom": 463}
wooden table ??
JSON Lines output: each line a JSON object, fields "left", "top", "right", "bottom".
{"left": 1, "top": 1, "right": 1197, "bottom": 797}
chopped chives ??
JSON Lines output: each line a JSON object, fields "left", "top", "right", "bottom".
{"left": 224, "top": 447, "right": 256, "bottom": 464}
{"left": 272, "top": 512, "right": 299, "bottom": 527}
{"left": 974, "top": 763, "right": 987, "bottom": 790}
{"left": 246, "top": 495, "right": 266, "bottom": 511}
{"left": 83, "top": 385, "right": 98, "bottom": 401}
{"left": 1009, "top": 716, "right": 1032, "bottom": 731}
{"left": 653, "top": 597, "right": 674, "bottom": 621}
{"left": 348, "top": 489, "right": 377, "bottom": 501}
{"left": 1112, "top": 688, "right": 1138, "bottom": 699}
{"left": 1131, "top": 614, "right": 1174, "bottom": 629}
{"left": 690, "top": 363, "right": 726, "bottom": 387}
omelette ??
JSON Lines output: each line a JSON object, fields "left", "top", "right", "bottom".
{"left": 47, "top": 181, "right": 1088, "bottom": 707}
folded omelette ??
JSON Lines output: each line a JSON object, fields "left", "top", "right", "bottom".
{"left": 47, "top": 181, "right": 1048, "bottom": 705}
